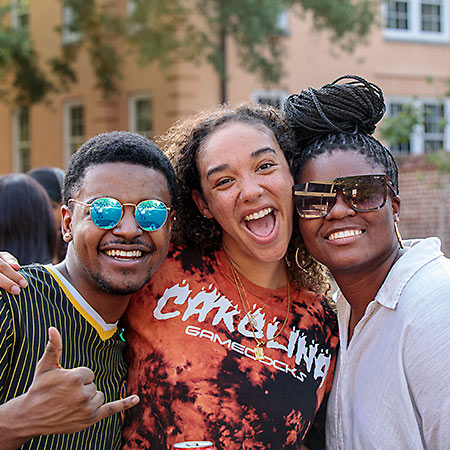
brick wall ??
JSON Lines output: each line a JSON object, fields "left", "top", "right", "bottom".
{"left": 397, "top": 155, "right": 450, "bottom": 256}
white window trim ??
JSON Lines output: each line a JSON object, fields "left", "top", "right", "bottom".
{"left": 127, "top": 0, "right": 137, "bottom": 16}
{"left": 277, "top": 10, "right": 289, "bottom": 35}
{"left": 128, "top": 93, "right": 153, "bottom": 137}
{"left": 63, "top": 100, "right": 84, "bottom": 166}
{"left": 382, "top": 0, "right": 449, "bottom": 43}
{"left": 12, "top": 107, "right": 30, "bottom": 172}
{"left": 10, "top": 0, "right": 29, "bottom": 30}
{"left": 386, "top": 96, "right": 450, "bottom": 154}
{"left": 251, "top": 90, "right": 288, "bottom": 109}
{"left": 62, "top": 4, "right": 83, "bottom": 44}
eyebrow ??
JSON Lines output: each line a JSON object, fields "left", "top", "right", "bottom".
{"left": 206, "top": 147, "right": 277, "bottom": 179}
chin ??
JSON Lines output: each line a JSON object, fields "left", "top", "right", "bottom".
{"left": 96, "top": 274, "right": 152, "bottom": 296}
{"left": 255, "top": 247, "right": 288, "bottom": 263}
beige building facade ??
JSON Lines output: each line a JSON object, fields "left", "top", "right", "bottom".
{"left": 1, "top": 0, "right": 450, "bottom": 250}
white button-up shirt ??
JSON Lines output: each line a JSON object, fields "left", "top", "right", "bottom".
{"left": 326, "top": 238, "right": 450, "bottom": 450}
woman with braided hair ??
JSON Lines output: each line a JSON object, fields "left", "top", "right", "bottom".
{"left": 285, "top": 75, "right": 450, "bottom": 449}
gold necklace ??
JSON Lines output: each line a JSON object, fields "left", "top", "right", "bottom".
{"left": 227, "top": 255, "right": 292, "bottom": 361}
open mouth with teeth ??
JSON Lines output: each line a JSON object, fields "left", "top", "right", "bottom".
{"left": 104, "top": 249, "right": 143, "bottom": 260}
{"left": 327, "top": 229, "right": 364, "bottom": 241}
{"left": 243, "top": 207, "right": 276, "bottom": 238}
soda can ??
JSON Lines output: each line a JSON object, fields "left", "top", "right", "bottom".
{"left": 173, "top": 441, "right": 215, "bottom": 449}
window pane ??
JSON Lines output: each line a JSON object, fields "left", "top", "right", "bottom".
{"left": 69, "top": 105, "right": 84, "bottom": 154}
{"left": 388, "top": 102, "right": 412, "bottom": 153}
{"left": 19, "top": 147, "right": 30, "bottom": 173}
{"left": 386, "top": 1, "right": 409, "bottom": 30}
{"left": 13, "top": 0, "right": 29, "bottom": 32}
{"left": 18, "top": 108, "right": 29, "bottom": 141}
{"left": 421, "top": 2, "right": 442, "bottom": 32}
{"left": 15, "top": 107, "right": 31, "bottom": 172}
{"left": 424, "top": 103, "right": 445, "bottom": 133}
{"left": 135, "top": 98, "right": 152, "bottom": 137}
{"left": 424, "top": 140, "right": 444, "bottom": 152}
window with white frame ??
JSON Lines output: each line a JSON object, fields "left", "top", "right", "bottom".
{"left": 13, "top": 107, "right": 31, "bottom": 172}
{"left": 62, "top": 1, "right": 83, "bottom": 44}
{"left": 64, "top": 102, "right": 84, "bottom": 163}
{"left": 386, "top": 98, "right": 450, "bottom": 154}
{"left": 277, "top": 10, "right": 289, "bottom": 34}
{"left": 423, "top": 102, "right": 445, "bottom": 151}
{"left": 383, "top": 0, "right": 449, "bottom": 42}
{"left": 388, "top": 102, "right": 412, "bottom": 153}
{"left": 129, "top": 94, "right": 152, "bottom": 138}
{"left": 127, "top": 0, "right": 138, "bottom": 16}
{"left": 11, "top": 0, "right": 29, "bottom": 32}
{"left": 252, "top": 90, "right": 288, "bottom": 110}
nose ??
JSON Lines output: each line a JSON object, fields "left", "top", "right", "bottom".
{"left": 112, "top": 205, "right": 143, "bottom": 238}
{"left": 325, "top": 191, "right": 356, "bottom": 220}
{"left": 238, "top": 175, "right": 264, "bottom": 203}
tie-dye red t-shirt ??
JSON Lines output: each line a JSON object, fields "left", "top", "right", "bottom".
{"left": 122, "top": 245, "right": 338, "bottom": 450}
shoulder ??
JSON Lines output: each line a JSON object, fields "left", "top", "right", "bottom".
{"left": 292, "top": 286, "right": 338, "bottom": 337}
{"left": 0, "top": 264, "right": 55, "bottom": 314}
{"left": 149, "top": 243, "right": 219, "bottom": 282}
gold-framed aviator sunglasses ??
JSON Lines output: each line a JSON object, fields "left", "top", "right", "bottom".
{"left": 292, "top": 174, "right": 397, "bottom": 219}
{"left": 68, "top": 197, "right": 171, "bottom": 231}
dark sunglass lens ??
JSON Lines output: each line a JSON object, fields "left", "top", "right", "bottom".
{"left": 136, "top": 200, "right": 168, "bottom": 231}
{"left": 91, "top": 198, "right": 123, "bottom": 229}
{"left": 344, "top": 176, "right": 386, "bottom": 211}
{"left": 295, "top": 194, "right": 334, "bottom": 218}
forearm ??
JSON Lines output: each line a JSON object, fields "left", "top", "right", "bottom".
{"left": 0, "top": 394, "right": 36, "bottom": 449}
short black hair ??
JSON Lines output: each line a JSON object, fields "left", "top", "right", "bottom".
{"left": 63, "top": 131, "right": 177, "bottom": 204}
{"left": 284, "top": 75, "right": 399, "bottom": 193}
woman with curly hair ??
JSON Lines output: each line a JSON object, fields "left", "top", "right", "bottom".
{"left": 122, "top": 103, "right": 338, "bottom": 449}
{"left": 285, "top": 76, "right": 450, "bottom": 449}
{"left": 0, "top": 103, "right": 338, "bottom": 449}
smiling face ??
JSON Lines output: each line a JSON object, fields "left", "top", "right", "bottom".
{"left": 192, "top": 121, "right": 293, "bottom": 265}
{"left": 297, "top": 150, "right": 400, "bottom": 278}
{"left": 62, "top": 162, "right": 173, "bottom": 301}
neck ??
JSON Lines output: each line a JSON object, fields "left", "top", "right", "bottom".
{"left": 332, "top": 246, "right": 403, "bottom": 337}
{"left": 222, "top": 244, "right": 288, "bottom": 290}
{"left": 55, "top": 260, "right": 131, "bottom": 324}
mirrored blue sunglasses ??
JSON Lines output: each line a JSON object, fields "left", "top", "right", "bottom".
{"left": 68, "top": 197, "right": 171, "bottom": 231}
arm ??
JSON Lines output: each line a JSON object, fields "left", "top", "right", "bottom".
{"left": 0, "top": 252, "right": 28, "bottom": 294}
{"left": 403, "top": 283, "right": 450, "bottom": 449}
{"left": 0, "top": 327, "right": 139, "bottom": 449}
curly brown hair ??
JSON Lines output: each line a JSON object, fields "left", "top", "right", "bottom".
{"left": 158, "top": 102, "right": 329, "bottom": 293}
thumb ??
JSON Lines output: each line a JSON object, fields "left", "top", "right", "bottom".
{"left": 36, "top": 327, "right": 63, "bottom": 374}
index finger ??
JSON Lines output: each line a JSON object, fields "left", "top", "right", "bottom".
{"left": 95, "top": 395, "right": 140, "bottom": 421}
{"left": 0, "top": 257, "right": 27, "bottom": 295}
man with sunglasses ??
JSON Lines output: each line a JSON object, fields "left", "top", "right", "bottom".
{"left": 0, "top": 131, "right": 177, "bottom": 449}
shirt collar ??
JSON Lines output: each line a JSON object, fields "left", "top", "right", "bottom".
{"left": 374, "top": 237, "right": 443, "bottom": 310}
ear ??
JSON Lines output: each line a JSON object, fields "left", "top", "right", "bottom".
{"left": 61, "top": 205, "right": 73, "bottom": 242}
{"left": 391, "top": 194, "right": 401, "bottom": 218}
{"left": 167, "top": 209, "right": 176, "bottom": 235}
{"left": 192, "top": 189, "right": 213, "bottom": 219}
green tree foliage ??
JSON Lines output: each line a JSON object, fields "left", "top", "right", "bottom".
{"left": 0, "top": 5, "right": 52, "bottom": 104}
{"left": 0, "top": 0, "right": 379, "bottom": 105}
{"left": 379, "top": 102, "right": 422, "bottom": 146}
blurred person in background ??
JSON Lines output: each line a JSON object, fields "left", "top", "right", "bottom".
{"left": 0, "top": 173, "right": 56, "bottom": 265}
{"left": 28, "top": 166, "right": 67, "bottom": 262}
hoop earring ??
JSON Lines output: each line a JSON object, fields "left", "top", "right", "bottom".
{"left": 393, "top": 215, "right": 404, "bottom": 249}
{"left": 295, "top": 248, "right": 310, "bottom": 274}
